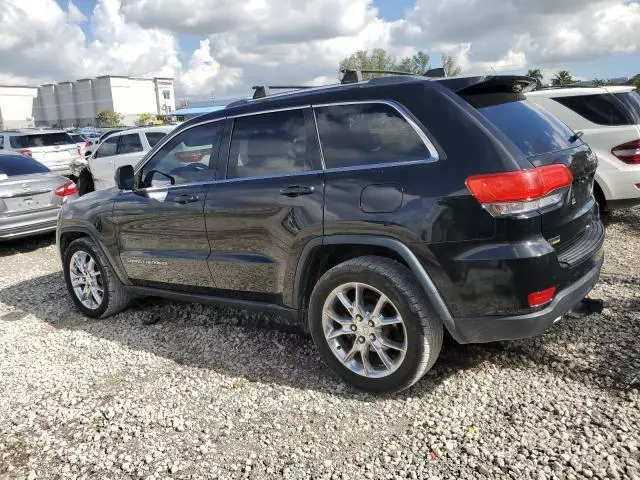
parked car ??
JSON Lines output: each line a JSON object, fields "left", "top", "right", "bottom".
{"left": 69, "top": 133, "right": 92, "bottom": 157}
{"left": 97, "top": 128, "right": 126, "bottom": 144}
{"left": 75, "top": 126, "right": 174, "bottom": 195}
{"left": 57, "top": 73, "right": 604, "bottom": 393}
{"left": 0, "top": 129, "right": 83, "bottom": 176}
{"left": 527, "top": 86, "right": 640, "bottom": 211}
{"left": 1, "top": 152, "right": 77, "bottom": 240}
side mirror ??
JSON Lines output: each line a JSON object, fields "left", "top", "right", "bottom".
{"left": 115, "top": 165, "right": 135, "bottom": 190}
{"left": 85, "top": 150, "right": 93, "bottom": 158}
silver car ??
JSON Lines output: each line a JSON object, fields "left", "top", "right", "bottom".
{"left": 0, "top": 152, "right": 77, "bottom": 240}
{"left": 0, "top": 129, "right": 83, "bottom": 175}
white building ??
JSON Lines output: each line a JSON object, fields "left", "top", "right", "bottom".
{"left": 0, "top": 85, "right": 39, "bottom": 129}
{"left": 14, "top": 76, "right": 175, "bottom": 128}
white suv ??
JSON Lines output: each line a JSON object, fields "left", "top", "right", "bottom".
{"left": 526, "top": 86, "right": 640, "bottom": 211}
{"left": 76, "top": 126, "right": 175, "bottom": 195}
{"left": 0, "top": 129, "right": 82, "bottom": 175}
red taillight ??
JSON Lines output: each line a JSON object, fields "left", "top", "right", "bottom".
{"left": 611, "top": 139, "right": 640, "bottom": 164}
{"left": 466, "top": 164, "right": 573, "bottom": 216}
{"left": 18, "top": 149, "right": 33, "bottom": 157}
{"left": 85, "top": 140, "right": 92, "bottom": 147}
{"left": 528, "top": 287, "right": 557, "bottom": 308}
{"left": 54, "top": 180, "right": 77, "bottom": 197}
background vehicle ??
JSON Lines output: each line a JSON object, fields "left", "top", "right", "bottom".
{"left": 1, "top": 152, "right": 77, "bottom": 240}
{"left": 77, "top": 125, "right": 174, "bottom": 195}
{"left": 58, "top": 73, "right": 604, "bottom": 393}
{"left": 0, "top": 129, "right": 83, "bottom": 175}
{"left": 527, "top": 86, "right": 640, "bottom": 211}
{"left": 69, "top": 133, "right": 92, "bottom": 157}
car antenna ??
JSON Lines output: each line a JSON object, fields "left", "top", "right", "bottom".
{"left": 569, "top": 130, "right": 584, "bottom": 144}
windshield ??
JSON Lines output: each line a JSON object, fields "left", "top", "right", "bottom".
{"left": 0, "top": 154, "right": 50, "bottom": 176}
{"left": 614, "top": 91, "right": 640, "bottom": 124}
{"left": 476, "top": 98, "right": 577, "bottom": 156}
{"left": 9, "top": 132, "right": 75, "bottom": 149}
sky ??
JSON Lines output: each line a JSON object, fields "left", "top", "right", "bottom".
{"left": 0, "top": 0, "right": 638, "bottom": 100}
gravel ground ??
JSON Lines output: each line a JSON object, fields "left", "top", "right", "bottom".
{"left": 0, "top": 210, "right": 639, "bottom": 480}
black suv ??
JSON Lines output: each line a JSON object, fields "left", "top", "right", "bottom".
{"left": 57, "top": 73, "right": 604, "bottom": 393}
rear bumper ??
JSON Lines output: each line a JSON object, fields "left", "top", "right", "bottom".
{"left": 0, "top": 208, "right": 60, "bottom": 240}
{"left": 452, "top": 255, "right": 603, "bottom": 344}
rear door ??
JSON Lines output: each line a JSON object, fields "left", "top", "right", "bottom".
{"left": 204, "top": 108, "right": 324, "bottom": 300}
{"left": 112, "top": 121, "right": 224, "bottom": 289}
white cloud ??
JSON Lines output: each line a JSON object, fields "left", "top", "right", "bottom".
{"left": 0, "top": 0, "right": 638, "bottom": 97}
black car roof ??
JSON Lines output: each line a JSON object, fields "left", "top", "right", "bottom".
{"left": 179, "top": 74, "right": 535, "bottom": 128}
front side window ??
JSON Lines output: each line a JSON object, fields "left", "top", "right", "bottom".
{"left": 140, "top": 122, "right": 222, "bottom": 187}
{"left": 118, "top": 134, "right": 143, "bottom": 154}
{"left": 227, "top": 109, "right": 308, "bottom": 179}
{"left": 553, "top": 94, "right": 635, "bottom": 126}
{"left": 145, "top": 132, "right": 167, "bottom": 147}
{"left": 94, "top": 135, "right": 118, "bottom": 158}
{"left": 313, "top": 103, "right": 431, "bottom": 169}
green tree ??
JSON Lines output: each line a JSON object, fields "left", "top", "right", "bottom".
{"left": 136, "top": 113, "right": 154, "bottom": 126}
{"left": 552, "top": 70, "right": 574, "bottom": 86}
{"left": 95, "top": 110, "right": 123, "bottom": 128}
{"left": 396, "top": 51, "right": 431, "bottom": 75}
{"left": 441, "top": 54, "right": 462, "bottom": 77}
{"left": 527, "top": 68, "right": 544, "bottom": 89}
{"left": 339, "top": 49, "right": 398, "bottom": 79}
{"left": 630, "top": 73, "right": 640, "bottom": 90}
{"left": 592, "top": 78, "right": 606, "bottom": 87}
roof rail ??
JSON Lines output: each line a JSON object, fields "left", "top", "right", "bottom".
{"left": 340, "top": 69, "right": 416, "bottom": 84}
{"left": 252, "top": 85, "right": 313, "bottom": 99}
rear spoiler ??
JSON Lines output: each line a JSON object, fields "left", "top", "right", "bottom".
{"left": 433, "top": 75, "right": 536, "bottom": 95}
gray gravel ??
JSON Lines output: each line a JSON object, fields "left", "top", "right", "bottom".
{"left": 0, "top": 210, "right": 639, "bottom": 480}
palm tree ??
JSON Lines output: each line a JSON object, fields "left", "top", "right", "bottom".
{"left": 552, "top": 70, "right": 574, "bottom": 86}
{"left": 526, "top": 68, "right": 544, "bottom": 89}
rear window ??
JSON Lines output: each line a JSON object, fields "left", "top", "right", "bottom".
{"left": 477, "top": 99, "right": 576, "bottom": 156}
{"left": 0, "top": 154, "right": 50, "bottom": 176}
{"left": 553, "top": 94, "right": 636, "bottom": 126}
{"left": 613, "top": 91, "right": 640, "bottom": 123}
{"left": 69, "top": 134, "right": 85, "bottom": 143}
{"left": 9, "top": 132, "right": 75, "bottom": 149}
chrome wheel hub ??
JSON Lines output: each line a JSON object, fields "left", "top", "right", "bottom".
{"left": 69, "top": 250, "right": 104, "bottom": 310}
{"left": 322, "top": 282, "right": 407, "bottom": 378}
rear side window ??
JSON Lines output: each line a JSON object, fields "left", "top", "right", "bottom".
{"left": 118, "top": 134, "right": 143, "bottom": 154}
{"left": 145, "top": 132, "right": 166, "bottom": 147}
{"left": 613, "top": 91, "right": 640, "bottom": 123}
{"left": 478, "top": 100, "right": 575, "bottom": 156}
{"left": 314, "top": 103, "right": 431, "bottom": 169}
{"left": 0, "top": 154, "right": 50, "bottom": 176}
{"left": 9, "top": 133, "right": 75, "bottom": 148}
{"left": 227, "top": 109, "right": 308, "bottom": 179}
{"left": 553, "top": 94, "right": 636, "bottom": 126}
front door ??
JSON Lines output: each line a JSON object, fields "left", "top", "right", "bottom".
{"left": 112, "top": 120, "right": 225, "bottom": 289}
{"left": 90, "top": 135, "right": 119, "bottom": 190}
{"left": 204, "top": 108, "right": 324, "bottom": 302}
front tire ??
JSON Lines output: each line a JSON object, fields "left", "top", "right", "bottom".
{"left": 308, "top": 256, "right": 443, "bottom": 394}
{"left": 63, "top": 237, "right": 130, "bottom": 318}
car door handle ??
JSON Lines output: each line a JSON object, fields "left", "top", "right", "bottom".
{"left": 175, "top": 194, "right": 200, "bottom": 204}
{"left": 279, "top": 186, "right": 315, "bottom": 197}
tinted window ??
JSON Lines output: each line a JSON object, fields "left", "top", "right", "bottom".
{"left": 9, "top": 133, "right": 75, "bottom": 148}
{"left": 141, "top": 123, "right": 222, "bottom": 186}
{"left": 145, "top": 132, "right": 167, "bottom": 147}
{"left": 0, "top": 154, "right": 50, "bottom": 176}
{"left": 94, "top": 136, "right": 118, "bottom": 158}
{"left": 69, "top": 134, "right": 85, "bottom": 143}
{"left": 314, "top": 103, "right": 430, "bottom": 169}
{"left": 227, "top": 109, "right": 308, "bottom": 179}
{"left": 118, "top": 134, "right": 143, "bottom": 154}
{"left": 553, "top": 94, "right": 635, "bottom": 126}
{"left": 479, "top": 100, "right": 576, "bottom": 156}
{"left": 614, "top": 91, "right": 640, "bottom": 123}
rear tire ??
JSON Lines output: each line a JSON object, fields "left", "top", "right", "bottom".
{"left": 63, "top": 237, "right": 130, "bottom": 318}
{"left": 77, "top": 170, "right": 95, "bottom": 197}
{"left": 308, "top": 256, "right": 443, "bottom": 394}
